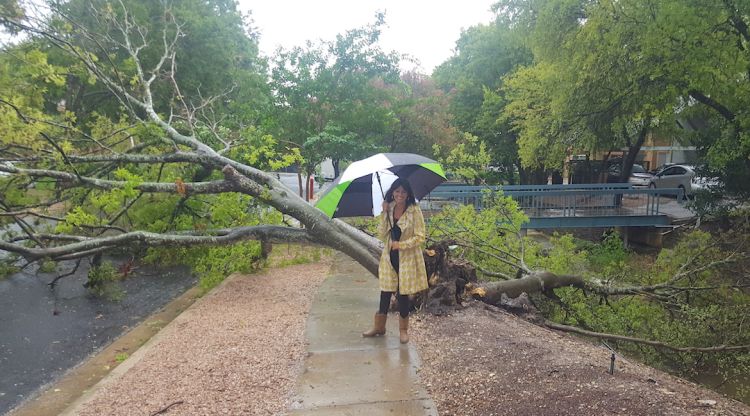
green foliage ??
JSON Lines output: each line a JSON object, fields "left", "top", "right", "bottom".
{"left": 114, "top": 352, "right": 129, "bottom": 363}
{"left": 270, "top": 13, "right": 403, "bottom": 168}
{"left": 193, "top": 242, "right": 262, "bottom": 290}
{"left": 429, "top": 191, "right": 530, "bottom": 278}
{"left": 585, "top": 230, "right": 628, "bottom": 275}
{"left": 539, "top": 229, "right": 750, "bottom": 397}
{"left": 226, "top": 127, "right": 301, "bottom": 171}
{"left": 432, "top": 19, "right": 532, "bottom": 180}
{"left": 527, "top": 233, "right": 588, "bottom": 276}
{"left": 38, "top": 259, "right": 57, "bottom": 273}
{"left": 433, "top": 133, "right": 492, "bottom": 184}
{"left": 56, "top": 207, "right": 99, "bottom": 234}
{"left": 502, "top": 62, "right": 573, "bottom": 171}
{"left": 143, "top": 196, "right": 284, "bottom": 290}
{"left": 0, "top": 48, "right": 69, "bottom": 153}
{"left": 302, "top": 123, "right": 369, "bottom": 177}
{"left": 0, "top": 260, "right": 19, "bottom": 279}
{"left": 86, "top": 262, "right": 124, "bottom": 301}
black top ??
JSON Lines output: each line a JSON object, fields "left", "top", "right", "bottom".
{"left": 389, "top": 219, "right": 402, "bottom": 273}
{"left": 390, "top": 218, "right": 402, "bottom": 243}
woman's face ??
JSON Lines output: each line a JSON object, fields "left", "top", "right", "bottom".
{"left": 392, "top": 186, "right": 408, "bottom": 204}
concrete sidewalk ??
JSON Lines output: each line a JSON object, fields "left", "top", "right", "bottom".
{"left": 288, "top": 255, "right": 438, "bottom": 415}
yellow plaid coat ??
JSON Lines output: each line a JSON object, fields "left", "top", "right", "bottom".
{"left": 377, "top": 202, "right": 428, "bottom": 295}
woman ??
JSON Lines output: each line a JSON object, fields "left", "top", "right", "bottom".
{"left": 362, "top": 178, "right": 428, "bottom": 344}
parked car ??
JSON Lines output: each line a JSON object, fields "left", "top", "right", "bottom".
{"left": 626, "top": 164, "right": 654, "bottom": 188}
{"left": 606, "top": 163, "right": 653, "bottom": 187}
{"left": 648, "top": 164, "right": 696, "bottom": 197}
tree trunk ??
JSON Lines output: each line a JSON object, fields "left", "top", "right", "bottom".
{"left": 304, "top": 173, "right": 311, "bottom": 201}
{"left": 621, "top": 126, "right": 649, "bottom": 183}
{"left": 471, "top": 272, "right": 585, "bottom": 303}
{"left": 296, "top": 163, "right": 304, "bottom": 198}
{"left": 332, "top": 158, "right": 340, "bottom": 178}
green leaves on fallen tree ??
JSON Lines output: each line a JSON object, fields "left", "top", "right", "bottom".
{"left": 429, "top": 191, "right": 530, "bottom": 278}
{"left": 542, "top": 228, "right": 750, "bottom": 390}
{"left": 430, "top": 194, "right": 749, "bottom": 393}
{"left": 227, "top": 127, "right": 302, "bottom": 172}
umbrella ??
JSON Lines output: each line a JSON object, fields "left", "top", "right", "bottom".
{"left": 315, "top": 153, "right": 446, "bottom": 218}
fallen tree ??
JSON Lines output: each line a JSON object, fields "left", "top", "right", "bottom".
{"left": 0, "top": 2, "right": 382, "bottom": 276}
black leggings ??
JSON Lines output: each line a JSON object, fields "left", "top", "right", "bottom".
{"left": 378, "top": 290, "right": 410, "bottom": 318}
{"left": 381, "top": 248, "right": 409, "bottom": 318}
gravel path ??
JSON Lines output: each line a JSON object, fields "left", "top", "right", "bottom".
{"left": 72, "top": 260, "right": 331, "bottom": 416}
{"left": 64, "top": 255, "right": 750, "bottom": 416}
{"left": 410, "top": 302, "right": 750, "bottom": 416}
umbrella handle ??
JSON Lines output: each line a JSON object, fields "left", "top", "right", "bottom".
{"left": 375, "top": 172, "right": 393, "bottom": 232}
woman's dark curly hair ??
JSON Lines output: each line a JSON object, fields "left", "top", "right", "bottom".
{"left": 384, "top": 178, "right": 417, "bottom": 207}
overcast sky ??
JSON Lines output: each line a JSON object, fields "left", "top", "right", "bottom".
{"left": 238, "top": 1, "right": 496, "bottom": 73}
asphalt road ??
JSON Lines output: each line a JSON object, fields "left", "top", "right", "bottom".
{"left": 0, "top": 259, "right": 196, "bottom": 414}
{"left": 275, "top": 172, "right": 330, "bottom": 199}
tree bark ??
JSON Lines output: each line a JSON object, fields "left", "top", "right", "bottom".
{"left": 469, "top": 272, "right": 586, "bottom": 304}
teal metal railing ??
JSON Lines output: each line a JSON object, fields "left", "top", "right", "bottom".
{"left": 423, "top": 184, "right": 685, "bottom": 228}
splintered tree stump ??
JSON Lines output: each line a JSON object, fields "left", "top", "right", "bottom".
{"left": 417, "top": 241, "right": 477, "bottom": 314}
{"left": 416, "top": 240, "right": 570, "bottom": 317}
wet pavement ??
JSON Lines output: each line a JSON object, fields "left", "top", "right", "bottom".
{"left": 0, "top": 258, "right": 196, "bottom": 414}
{"left": 288, "top": 255, "right": 437, "bottom": 415}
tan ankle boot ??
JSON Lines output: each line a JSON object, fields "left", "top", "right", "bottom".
{"left": 399, "top": 316, "right": 409, "bottom": 344}
{"left": 362, "top": 313, "right": 387, "bottom": 337}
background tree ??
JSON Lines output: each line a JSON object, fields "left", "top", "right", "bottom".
{"left": 433, "top": 132, "right": 491, "bottom": 185}
{"left": 496, "top": 0, "right": 750, "bottom": 197}
{"left": 301, "top": 122, "right": 368, "bottom": 196}
{"left": 385, "top": 71, "right": 459, "bottom": 156}
{"left": 433, "top": 18, "right": 533, "bottom": 183}
{"left": 270, "top": 13, "right": 404, "bottom": 194}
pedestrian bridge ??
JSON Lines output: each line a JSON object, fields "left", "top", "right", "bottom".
{"left": 423, "top": 183, "right": 691, "bottom": 229}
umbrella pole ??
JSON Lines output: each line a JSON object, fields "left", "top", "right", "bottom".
{"left": 375, "top": 172, "right": 393, "bottom": 231}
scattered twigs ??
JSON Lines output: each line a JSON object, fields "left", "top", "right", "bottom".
{"left": 149, "top": 400, "right": 184, "bottom": 416}
{"left": 48, "top": 258, "right": 84, "bottom": 288}
{"left": 477, "top": 266, "right": 512, "bottom": 280}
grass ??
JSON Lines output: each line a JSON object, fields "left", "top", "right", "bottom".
{"left": 267, "top": 244, "right": 333, "bottom": 268}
